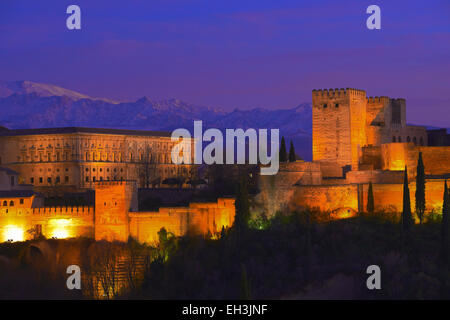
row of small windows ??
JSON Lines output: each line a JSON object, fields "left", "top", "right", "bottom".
{"left": 31, "top": 168, "right": 69, "bottom": 173}
{"left": 84, "top": 152, "right": 169, "bottom": 163}
{"left": 85, "top": 176, "right": 124, "bottom": 182}
{"left": 2, "top": 199, "right": 24, "bottom": 206}
{"left": 19, "top": 152, "right": 172, "bottom": 163}
{"left": 85, "top": 168, "right": 123, "bottom": 173}
{"left": 322, "top": 103, "right": 339, "bottom": 109}
{"left": 392, "top": 136, "right": 424, "bottom": 145}
{"left": 30, "top": 176, "right": 70, "bottom": 184}
{"left": 20, "top": 152, "right": 71, "bottom": 162}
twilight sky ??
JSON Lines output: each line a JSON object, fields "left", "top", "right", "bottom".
{"left": 0, "top": 0, "right": 449, "bottom": 127}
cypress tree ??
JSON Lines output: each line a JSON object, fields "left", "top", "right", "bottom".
{"left": 402, "top": 166, "right": 413, "bottom": 231}
{"left": 288, "top": 140, "right": 296, "bottom": 162}
{"left": 415, "top": 152, "right": 426, "bottom": 224}
{"left": 441, "top": 180, "right": 449, "bottom": 264}
{"left": 367, "top": 181, "right": 374, "bottom": 214}
{"left": 279, "top": 137, "right": 287, "bottom": 163}
{"left": 234, "top": 177, "right": 250, "bottom": 233}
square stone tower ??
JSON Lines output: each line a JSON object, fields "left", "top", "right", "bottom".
{"left": 94, "top": 180, "right": 138, "bottom": 242}
{"left": 312, "top": 88, "right": 367, "bottom": 172}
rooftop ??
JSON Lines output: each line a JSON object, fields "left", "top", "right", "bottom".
{"left": 0, "top": 190, "right": 38, "bottom": 198}
{"left": 0, "top": 127, "right": 172, "bottom": 137}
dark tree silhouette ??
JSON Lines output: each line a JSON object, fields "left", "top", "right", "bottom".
{"left": 441, "top": 180, "right": 449, "bottom": 264}
{"left": 415, "top": 152, "right": 426, "bottom": 224}
{"left": 234, "top": 177, "right": 250, "bottom": 233}
{"left": 367, "top": 181, "right": 374, "bottom": 214}
{"left": 288, "top": 140, "right": 296, "bottom": 162}
{"left": 279, "top": 137, "right": 287, "bottom": 163}
{"left": 402, "top": 167, "right": 413, "bottom": 231}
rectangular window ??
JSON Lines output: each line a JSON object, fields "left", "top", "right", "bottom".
{"left": 39, "top": 177, "right": 43, "bottom": 183}
{"left": 20, "top": 199, "right": 24, "bottom": 204}
{"left": 86, "top": 176, "right": 89, "bottom": 182}
{"left": 65, "top": 176, "right": 69, "bottom": 183}
{"left": 47, "top": 177, "right": 52, "bottom": 184}
{"left": 56, "top": 176, "right": 60, "bottom": 183}
{"left": 30, "top": 177, "right": 34, "bottom": 184}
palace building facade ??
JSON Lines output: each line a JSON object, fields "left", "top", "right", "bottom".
{"left": 0, "top": 127, "right": 195, "bottom": 195}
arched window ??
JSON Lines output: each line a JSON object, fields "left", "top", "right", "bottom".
{"left": 3, "top": 201, "right": 7, "bottom": 206}
{"left": 393, "top": 136, "right": 396, "bottom": 142}
{"left": 407, "top": 136, "right": 411, "bottom": 142}
{"left": 9, "top": 201, "right": 14, "bottom": 206}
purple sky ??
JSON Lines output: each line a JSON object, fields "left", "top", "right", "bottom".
{"left": 0, "top": 0, "right": 449, "bottom": 127}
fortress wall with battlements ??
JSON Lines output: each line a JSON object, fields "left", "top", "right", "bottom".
{"left": 0, "top": 206, "right": 94, "bottom": 242}
{"left": 129, "top": 198, "right": 235, "bottom": 244}
{"left": 0, "top": 179, "right": 235, "bottom": 244}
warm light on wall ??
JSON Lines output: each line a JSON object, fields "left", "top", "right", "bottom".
{"left": 52, "top": 229, "right": 70, "bottom": 239}
{"left": 49, "top": 219, "right": 72, "bottom": 239}
{"left": 4, "top": 225, "right": 24, "bottom": 242}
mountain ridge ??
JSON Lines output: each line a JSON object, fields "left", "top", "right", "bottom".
{"left": 0, "top": 81, "right": 311, "bottom": 160}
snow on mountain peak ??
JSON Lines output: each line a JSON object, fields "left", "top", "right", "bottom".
{"left": 0, "top": 80, "right": 118, "bottom": 104}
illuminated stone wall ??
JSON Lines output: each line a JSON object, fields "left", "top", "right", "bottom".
{"left": 313, "top": 89, "right": 367, "bottom": 170}
{"left": 95, "top": 181, "right": 234, "bottom": 244}
{"left": 291, "top": 179, "right": 446, "bottom": 216}
{"left": 0, "top": 180, "right": 234, "bottom": 244}
{"left": 359, "top": 180, "right": 446, "bottom": 214}
{"left": 345, "top": 170, "right": 403, "bottom": 184}
{"left": 129, "top": 198, "right": 235, "bottom": 244}
{"left": 381, "top": 143, "right": 450, "bottom": 178}
{"left": 253, "top": 161, "right": 322, "bottom": 217}
{"left": 0, "top": 205, "right": 94, "bottom": 242}
{"left": 291, "top": 184, "right": 359, "bottom": 213}
{"left": 94, "top": 181, "right": 138, "bottom": 242}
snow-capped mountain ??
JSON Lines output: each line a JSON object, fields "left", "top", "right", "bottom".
{"left": 0, "top": 80, "right": 118, "bottom": 103}
{"left": 0, "top": 81, "right": 313, "bottom": 159}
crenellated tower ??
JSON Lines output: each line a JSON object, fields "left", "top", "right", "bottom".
{"left": 312, "top": 88, "right": 367, "bottom": 172}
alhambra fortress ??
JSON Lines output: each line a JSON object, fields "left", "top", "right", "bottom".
{"left": 256, "top": 88, "right": 450, "bottom": 218}
{"left": 0, "top": 88, "right": 449, "bottom": 243}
